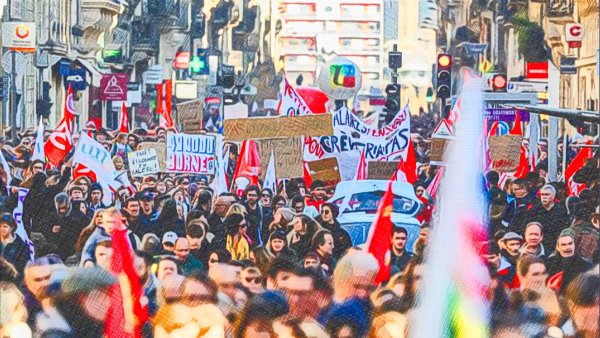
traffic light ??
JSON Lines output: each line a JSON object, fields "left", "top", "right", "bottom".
{"left": 384, "top": 84, "right": 401, "bottom": 115}
{"left": 219, "top": 65, "right": 235, "bottom": 89}
{"left": 426, "top": 87, "right": 434, "bottom": 103}
{"left": 491, "top": 74, "right": 507, "bottom": 92}
{"left": 436, "top": 53, "right": 452, "bottom": 99}
{"left": 190, "top": 49, "right": 209, "bottom": 75}
{"left": 37, "top": 82, "right": 53, "bottom": 119}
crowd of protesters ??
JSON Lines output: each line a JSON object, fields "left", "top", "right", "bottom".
{"left": 0, "top": 115, "right": 598, "bottom": 338}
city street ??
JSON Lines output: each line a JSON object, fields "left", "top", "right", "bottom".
{"left": 0, "top": 1, "right": 598, "bottom": 338}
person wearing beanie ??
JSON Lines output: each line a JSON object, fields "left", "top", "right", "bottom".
{"left": 546, "top": 229, "right": 593, "bottom": 293}
{"left": 251, "top": 229, "right": 295, "bottom": 276}
{"left": 88, "top": 183, "right": 106, "bottom": 212}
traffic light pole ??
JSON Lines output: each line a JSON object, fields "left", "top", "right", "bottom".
{"left": 10, "top": 50, "right": 17, "bottom": 142}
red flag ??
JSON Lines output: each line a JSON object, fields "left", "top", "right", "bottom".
{"left": 233, "top": 140, "right": 261, "bottom": 186}
{"left": 510, "top": 111, "right": 522, "bottom": 135}
{"left": 73, "top": 163, "right": 97, "bottom": 182}
{"left": 366, "top": 180, "right": 394, "bottom": 284}
{"left": 105, "top": 219, "right": 148, "bottom": 338}
{"left": 488, "top": 121, "right": 498, "bottom": 137}
{"left": 164, "top": 80, "right": 174, "bottom": 128}
{"left": 513, "top": 145, "right": 529, "bottom": 179}
{"left": 303, "top": 161, "right": 312, "bottom": 189}
{"left": 44, "top": 84, "right": 75, "bottom": 167}
{"left": 565, "top": 143, "right": 593, "bottom": 196}
{"left": 398, "top": 138, "right": 418, "bottom": 183}
{"left": 547, "top": 271, "right": 563, "bottom": 292}
{"left": 356, "top": 150, "right": 367, "bottom": 180}
{"left": 119, "top": 102, "right": 129, "bottom": 134}
{"left": 155, "top": 83, "right": 163, "bottom": 115}
{"left": 425, "top": 167, "right": 444, "bottom": 200}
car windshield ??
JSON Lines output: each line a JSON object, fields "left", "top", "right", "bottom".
{"left": 335, "top": 191, "right": 419, "bottom": 215}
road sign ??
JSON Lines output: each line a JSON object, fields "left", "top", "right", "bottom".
{"left": 560, "top": 57, "right": 577, "bottom": 74}
{"left": 143, "top": 65, "right": 163, "bottom": 84}
{"left": 496, "top": 121, "right": 510, "bottom": 135}
{"left": 565, "top": 23, "right": 584, "bottom": 48}
{"left": 64, "top": 68, "right": 87, "bottom": 91}
{"left": 432, "top": 119, "right": 453, "bottom": 138}
{"left": 507, "top": 81, "right": 548, "bottom": 93}
{"left": 462, "top": 43, "right": 487, "bottom": 56}
{"left": 484, "top": 108, "right": 530, "bottom": 122}
{"left": 2, "top": 22, "right": 36, "bottom": 52}
{"left": 526, "top": 62, "right": 548, "bottom": 80}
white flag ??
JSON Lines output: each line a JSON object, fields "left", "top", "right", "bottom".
{"left": 278, "top": 77, "right": 313, "bottom": 116}
{"left": 263, "top": 150, "right": 277, "bottom": 194}
{"left": 31, "top": 119, "right": 46, "bottom": 162}
{"left": 13, "top": 188, "right": 34, "bottom": 260}
{"left": 210, "top": 137, "right": 230, "bottom": 195}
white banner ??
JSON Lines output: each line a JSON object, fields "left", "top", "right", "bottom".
{"left": 128, "top": 148, "right": 160, "bottom": 177}
{"left": 73, "top": 134, "right": 119, "bottom": 178}
{"left": 304, "top": 105, "right": 411, "bottom": 162}
{"left": 278, "top": 77, "right": 313, "bottom": 116}
{"left": 13, "top": 188, "right": 34, "bottom": 259}
{"left": 166, "top": 133, "right": 216, "bottom": 174}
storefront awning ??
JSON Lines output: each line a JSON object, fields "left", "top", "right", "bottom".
{"left": 75, "top": 58, "right": 105, "bottom": 87}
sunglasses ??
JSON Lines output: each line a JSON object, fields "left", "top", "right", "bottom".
{"left": 245, "top": 276, "right": 263, "bottom": 284}
{"left": 209, "top": 259, "right": 220, "bottom": 264}
{"left": 322, "top": 210, "right": 331, "bottom": 215}
{"left": 262, "top": 194, "right": 271, "bottom": 198}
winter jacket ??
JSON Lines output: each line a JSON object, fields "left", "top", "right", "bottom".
{"left": 0, "top": 235, "right": 30, "bottom": 276}
{"left": 315, "top": 216, "right": 353, "bottom": 260}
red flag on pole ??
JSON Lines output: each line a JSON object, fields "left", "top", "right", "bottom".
{"left": 105, "top": 218, "right": 148, "bottom": 338}
{"left": 513, "top": 145, "right": 529, "bottom": 179}
{"left": 233, "top": 140, "right": 262, "bottom": 186}
{"left": 164, "top": 80, "right": 174, "bottom": 129}
{"left": 488, "top": 121, "right": 498, "bottom": 137}
{"left": 119, "top": 102, "right": 129, "bottom": 134}
{"left": 565, "top": 143, "right": 593, "bottom": 196}
{"left": 44, "top": 84, "right": 75, "bottom": 167}
{"left": 398, "top": 138, "right": 418, "bottom": 184}
{"left": 303, "top": 161, "right": 312, "bottom": 189}
{"left": 356, "top": 150, "right": 368, "bottom": 180}
{"left": 510, "top": 111, "right": 522, "bottom": 136}
{"left": 366, "top": 180, "right": 394, "bottom": 284}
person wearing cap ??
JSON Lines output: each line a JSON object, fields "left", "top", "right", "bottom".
{"left": 0, "top": 213, "right": 30, "bottom": 276}
{"left": 546, "top": 229, "right": 593, "bottom": 293}
{"left": 88, "top": 183, "right": 106, "bottom": 212}
{"left": 35, "top": 267, "right": 117, "bottom": 337}
{"left": 137, "top": 190, "right": 159, "bottom": 235}
{"left": 67, "top": 185, "right": 85, "bottom": 202}
{"left": 526, "top": 184, "right": 569, "bottom": 250}
{"left": 501, "top": 178, "right": 537, "bottom": 234}
{"left": 161, "top": 231, "right": 177, "bottom": 254}
{"left": 500, "top": 232, "right": 523, "bottom": 265}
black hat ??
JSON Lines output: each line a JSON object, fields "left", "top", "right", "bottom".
{"left": 270, "top": 230, "right": 287, "bottom": 242}
{"left": 90, "top": 183, "right": 103, "bottom": 193}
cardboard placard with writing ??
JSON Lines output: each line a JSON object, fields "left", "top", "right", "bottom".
{"left": 257, "top": 138, "right": 303, "bottom": 179}
{"left": 224, "top": 114, "right": 333, "bottom": 141}
{"left": 430, "top": 138, "right": 450, "bottom": 164}
{"left": 139, "top": 142, "right": 167, "bottom": 172}
{"left": 307, "top": 158, "right": 341, "bottom": 187}
{"left": 489, "top": 135, "right": 522, "bottom": 172}
{"left": 367, "top": 161, "right": 400, "bottom": 180}
{"left": 128, "top": 148, "right": 160, "bottom": 177}
{"left": 177, "top": 99, "right": 203, "bottom": 134}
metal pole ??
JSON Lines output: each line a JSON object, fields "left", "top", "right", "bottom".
{"left": 561, "top": 119, "right": 568, "bottom": 180}
{"left": 10, "top": 51, "right": 17, "bottom": 141}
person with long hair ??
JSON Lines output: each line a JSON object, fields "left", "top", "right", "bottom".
{"left": 288, "top": 215, "right": 321, "bottom": 260}
{"left": 315, "top": 203, "right": 352, "bottom": 261}
{"left": 155, "top": 198, "right": 185, "bottom": 237}
{"left": 223, "top": 214, "right": 252, "bottom": 260}
{"left": 65, "top": 210, "right": 104, "bottom": 266}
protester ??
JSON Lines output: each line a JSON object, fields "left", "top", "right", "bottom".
{"left": 0, "top": 213, "right": 30, "bottom": 276}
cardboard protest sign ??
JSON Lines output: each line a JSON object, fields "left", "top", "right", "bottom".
{"left": 140, "top": 142, "right": 167, "bottom": 172}
{"left": 224, "top": 114, "right": 333, "bottom": 141}
{"left": 128, "top": 148, "right": 160, "bottom": 177}
{"left": 166, "top": 133, "right": 216, "bottom": 174}
{"left": 177, "top": 99, "right": 203, "bottom": 134}
{"left": 430, "top": 138, "right": 450, "bottom": 165}
{"left": 367, "top": 161, "right": 400, "bottom": 180}
{"left": 489, "top": 135, "right": 522, "bottom": 172}
{"left": 307, "top": 158, "right": 341, "bottom": 187}
{"left": 304, "top": 106, "right": 411, "bottom": 163}
{"left": 257, "top": 138, "right": 303, "bottom": 179}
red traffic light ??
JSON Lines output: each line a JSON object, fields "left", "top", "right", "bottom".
{"left": 437, "top": 54, "right": 452, "bottom": 68}
{"left": 492, "top": 74, "right": 507, "bottom": 91}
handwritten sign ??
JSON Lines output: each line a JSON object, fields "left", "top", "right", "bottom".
{"left": 367, "top": 161, "right": 400, "bottom": 180}
{"left": 257, "top": 138, "right": 303, "bottom": 179}
{"left": 224, "top": 114, "right": 333, "bottom": 141}
{"left": 307, "top": 158, "right": 341, "bottom": 187}
{"left": 128, "top": 148, "right": 160, "bottom": 177}
{"left": 177, "top": 99, "right": 203, "bottom": 134}
{"left": 166, "top": 133, "right": 216, "bottom": 174}
{"left": 140, "top": 142, "right": 167, "bottom": 172}
{"left": 489, "top": 135, "right": 522, "bottom": 172}
{"left": 430, "top": 138, "right": 449, "bottom": 165}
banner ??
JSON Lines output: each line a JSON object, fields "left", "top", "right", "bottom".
{"left": 100, "top": 74, "right": 128, "bottom": 101}
{"left": 489, "top": 135, "right": 522, "bottom": 172}
{"left": 257, "top": 138, "right": 304, "bottom": 179}
{"left": 13, "top": 188, "right": 34, "bottom": 259}
{"left": 166, "top": 133, "right": 216, "bottom": 174}
{"left": 128, "top": 148, "right": 160, "bottom": 177}
{"left": 73, "top": 134, "right": 119, "bottom": 178}
{"left": 278, "top": 77, "right": 313, "bottom": 116}
{"left": 304, "top": 105, "right": 411, "bottom": 163}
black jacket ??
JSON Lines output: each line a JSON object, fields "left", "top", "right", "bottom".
{"left": 315, "top": 216, "right": 353, "bottom": 260}
{"left": 527, "top": 203, "right": 570, "bottom": 250}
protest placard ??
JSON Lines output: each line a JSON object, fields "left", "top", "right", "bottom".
{"left": 307, "top": 158, "right": 341, "bottom": 187}
{"left": 140, "top": 142, "right": 167, "bottom": 172}
{"left": 489, "top": 135, "right": 522, "bottom": 172}
{"left": 367, "top": 161, "right": 400, "bottom": 180}
{"left": 177, "top": 99, "right": 203, "bottom": 134}
{"left": 257, "top": 138, "right": 303, "bottom": 179}
{"left": 128, "top": 148, "right": 160, "bottom": 177}
{"left": 430, "top": 138, "right": 449, "bottom": 165}
{"left": 224, "top": 114, "right": 333, "bottom": 141}
{"left": 304, "top": 106, "right": 410, "bottom": 162}
{"left": 166, "top": 133, "right": 216, "bottom": 174}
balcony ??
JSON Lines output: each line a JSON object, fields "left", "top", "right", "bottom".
{"left": 74, "top": 0, "right": 121, "bottom": 56}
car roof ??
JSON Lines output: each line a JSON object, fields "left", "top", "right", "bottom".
{"left": 331, "top": 180, "right": 419, "bottom": 201}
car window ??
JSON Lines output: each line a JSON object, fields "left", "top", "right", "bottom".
{"left": 344, "top": 191, "right": 418, "bottom": 215}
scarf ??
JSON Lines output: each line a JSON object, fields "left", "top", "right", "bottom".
{"left": 226, "top": 235, "right": 250, "bottom": 260}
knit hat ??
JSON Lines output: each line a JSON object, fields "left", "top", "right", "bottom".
{"left": 270, "top": 230, "right": 287, "bottom": 242}
{"left": 90, "top": 183, "right": 103, "bottom": 193}
{"left": 558, "top": 228, "right": 575, "bottom": 240}
{"left": 61, "top": 267, "right": 117, "bottom": 295}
